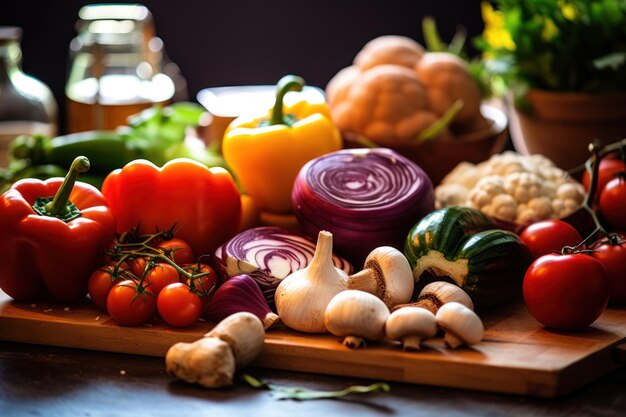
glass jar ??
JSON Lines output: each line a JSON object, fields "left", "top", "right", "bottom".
{"left": 65, "top": 4, "right": 177, "bottom": 132}
{"left": 0, "top": 26, "right": 58, "bottom": 167}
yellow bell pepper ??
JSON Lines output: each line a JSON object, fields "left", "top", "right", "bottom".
{"left": 222, "top": 75, "right": 342, "bottom": 214}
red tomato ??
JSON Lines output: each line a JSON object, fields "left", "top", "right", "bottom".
{"left": 599, "top": 177, "right": 626, "bottom": 230}
{"left": 157, "top": 238, "right": 195, "bottom": 265}
{"left": 130, "top": 257, "right": 150, "bottom": 278}
{"left": 523, "top": 254, "right": 609, "bottom": 331}
{"left": 88, "top": 265, "right": 129, "bottom": 310}
{"left": 107, "top": 280, "right": 156, "bottom": 326}
{"left": 582, "top": 157, "right": 626, "bottom": 196}
{"left": 145, "top": 263, "right": 180, "bottom": 295}
{"left": 519, "top": 220, "right": 583, "bottom": 259}
{"left": 592, "top": 235, "right": 626, "bottom": 304}
{"left": 157, "top": 283, "right": 202, "bottom": 327}
{"left": 184, "top": 263, "right": 218, "bottom": 298}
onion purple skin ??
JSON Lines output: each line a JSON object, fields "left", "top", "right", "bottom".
{"left": 214, "top": 226, "right": 353, "bottom": 310}
{"left": 292, "top": 148, "right": 435, "bottom": 265}
{"left": 202, "top": 274, "right": 279, "bottom": 329}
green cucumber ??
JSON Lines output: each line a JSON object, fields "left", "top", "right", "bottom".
{"left": 10, "top": 132, "right": 140, "bottom": 175}
{"left": 404, "top": 206, "right": 532, "bottom": 307}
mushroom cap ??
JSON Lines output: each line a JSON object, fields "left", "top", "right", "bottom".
{"left": 364, "top": 246, "right": 414, "bottom": 307}
{"left": 418, "top": 281, "right": 474, "bottom": 311}
{"left": 324, "top": 290, "right": 390, "bottom": 341}
{"left": 435, "top": 302, "right": 484, "bottom": 345}
{"left": 385, "top": 307, "right": 437, "bottom": 340}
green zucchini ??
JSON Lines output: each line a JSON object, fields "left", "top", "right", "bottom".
{"left": 10, "top": 132, "right": 140, "bottom": 175}
{"left": 404, "top": 206, "right": 532, "bottom": 307}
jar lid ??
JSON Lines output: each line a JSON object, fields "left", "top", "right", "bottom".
{"left": 0, "top": 26, "right": 22, "bottom": 41}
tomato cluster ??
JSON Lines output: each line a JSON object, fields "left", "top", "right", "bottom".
{"left": 88, "top": 231, "right": 218, "bottom": 327}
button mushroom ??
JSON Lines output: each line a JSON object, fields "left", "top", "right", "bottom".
{"left": 385, "top": 307, "right": 437, "bottom": 351}
{"left": 324, "top": 290, "right": 390, "bottom": 349}
{"left": 435, "top": 302, "right": 484, "bottom": 349}
{"left": 347, "top": 246, "right": 414, "bottom": 308}
{"left": 393, "top": 281, "right": 474, "bottom": 314}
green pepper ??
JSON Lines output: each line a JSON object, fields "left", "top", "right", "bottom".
{"left": 404, "top": 206, "right": 532, "bottom": 307}
{"left": 10, "top": 132, "right": 140, "bottom": 175}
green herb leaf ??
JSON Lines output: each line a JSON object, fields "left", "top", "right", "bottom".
{"left": 241, "top": 374, "right": 390, "bottom": 401}
{"left": 593, "top": 52, "right": 626, "bottom": 71}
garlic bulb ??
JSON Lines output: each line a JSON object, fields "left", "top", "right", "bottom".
{"left": 275, "top": 231, "right": 348, "bottom": 333}
{"left": 324, "top": 290, "right": 390, "bottom": 348}
{"left": 385, "top": 307, "right": 437, "bottom": 350}
{"left": 393, "top": 281, "right": 474, "bottom": 314}
{"left": 435, "top": 302, "right": 484, "bottom": 349}
{"left": 347, "top": 246, "right": 414, "bottom": 308}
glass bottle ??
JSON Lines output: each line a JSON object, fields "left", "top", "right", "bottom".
{"left": 0, "top": 26, "right": 58, "bottom": 167}
{"left": 65, "top": 4, "right": 177, "bottom": 133}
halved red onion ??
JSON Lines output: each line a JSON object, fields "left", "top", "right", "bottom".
{"left": 214, "top": 226, "right": 353, "bottom": 306}
{"left": 202, "top": 274, "right": 279, "bottom": 329}
{"left": 292, "top": 148, "right": 434, "bottom": 265}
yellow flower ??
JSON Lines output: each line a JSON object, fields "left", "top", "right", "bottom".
{"left": 481, "top": 2, "right": 516, "bottom": 51}
{"left": 541, "top": 17, "right": 559, "bottom": 41}
{"left": 559, "top": 0, "right": 579, "bottom": 21}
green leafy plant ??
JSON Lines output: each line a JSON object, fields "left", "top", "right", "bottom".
{"left": 476, "top": 0, "right": 626, "bottom": 93}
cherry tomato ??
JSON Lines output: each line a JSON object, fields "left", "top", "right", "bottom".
{"left": 157, "top": 283, "right": 202, "bottom": 327}
{"left": 145, "top": 263, "right": 180, "bottom": 295}
{"left": 88, "top": 265, "right": 129, "bottom": 310}
{"left": 107, "top": 280, "right": 156, "bottom": 326}
{"left": 157, "top": 238, "right": 195, "bottom": 265}
{"left": 129, "top": 256, "right": 150, "bottom": 277}
{"left": 523, "top": 254, "right": 609, "bottom": 331}
{"left": 582, "top": 157, "right": 626, "bottom": 196}
{"left": 184, "top": 263, "right": 218, "bottom": 298}
{"left": 519, "top": 220, "right": 583, "bottom": 259}
{"left": 592, "top": 234, "right": 626, "bottom": 304}
{"left": 599, "top": 177, "right": 626, "bottom": 230}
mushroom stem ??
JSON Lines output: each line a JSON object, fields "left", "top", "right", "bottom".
{"left": 443, "top": 331, "right": 464, "bottom": 349}
{"left": 343, "top": 335, "right": 366, "bottom": 349}
{"left": 347, "top": 269, "right": 377, "bottom": 294}
{"left": 402, "top": 336, "right": 424, "bottom": 351}
{"left": 263, "top": 312, "right": 280, "bottom": 329}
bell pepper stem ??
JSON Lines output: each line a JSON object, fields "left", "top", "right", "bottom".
{"left": 45, "top": 156, "right": 91, "bottom": 217}
{"left": 269, "top": 75, "right": 305, "bottom": 126}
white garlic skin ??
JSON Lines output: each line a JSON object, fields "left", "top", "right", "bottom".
{"left": 275, "top": 231, "right": 348, "bottom": 333}
{"left": 324, "top": 290, "right": 390, "bottom": 341}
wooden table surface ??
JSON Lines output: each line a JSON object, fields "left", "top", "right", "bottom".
{"left": 2, "top": 341, "right": 625, "bottom": 417}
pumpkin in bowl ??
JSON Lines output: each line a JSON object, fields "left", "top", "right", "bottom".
{"left": 326, "top": 35, "right": 504, "bottom": 184}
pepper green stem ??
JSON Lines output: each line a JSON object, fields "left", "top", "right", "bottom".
{"left": 45, "top": 156, "right": 90, "bottom": 217}
{"left": 269, "top": 75, "right": 305, "bottom": 126}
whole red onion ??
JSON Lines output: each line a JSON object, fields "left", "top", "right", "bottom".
{"left": 292, "top": 148, "right": 434, "bottom": 264}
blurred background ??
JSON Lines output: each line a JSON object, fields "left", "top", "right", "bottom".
{"left": 1, "top": 0, "right": 483, "bottom": 134}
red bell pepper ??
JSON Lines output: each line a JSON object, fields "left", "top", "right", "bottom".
{"left": 0, "top": 157, "right": 116, "bottom": 302}
{"left": 101, "top": 158, "right": 241, "bottom": 257}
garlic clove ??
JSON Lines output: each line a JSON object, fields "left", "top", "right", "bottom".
{"left": 324, "top": 290, "right": 390, "bottom": 349}
{"left": 348, "top": 246, "right": 414, "bottom": 308}
{"left": 435, "top": 302, "right": 484, "bottom": 349}
{"left": 205, "top": 312, "right": 265, "bottom": 369}
{"left": 275, "top": 231, "right": 348, "bottom": 333}
{"left": 385, "top": 307, "right": 437, "bottom": 351}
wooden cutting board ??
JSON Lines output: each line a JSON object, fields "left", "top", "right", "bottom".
{"left": 0, "top": 289, "right": 624, "bottom": 398}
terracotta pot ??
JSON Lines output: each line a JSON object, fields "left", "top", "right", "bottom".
{"left": 508, "top": 90, "right": 626, "bottom": 171}
{"left": 344, "top": 104, "right": 508, "bottom": 185}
